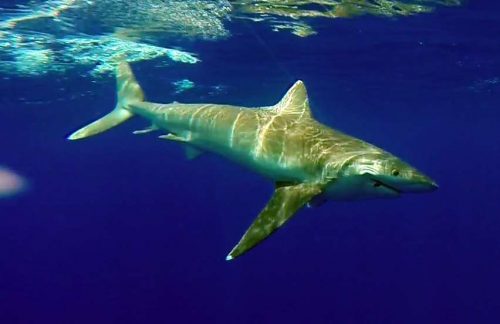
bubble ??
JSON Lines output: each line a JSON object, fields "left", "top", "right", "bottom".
{"left": 0, "top": 0, "right": 465, "bottom": 78}
{"left": 231, "top": 0, "right": 463, "bottom": 37}
{"left": 172, "top": 79, "right": 195, "bottom": 94}
{"left": 0, "top": 0, "right": 225, "bottom": 77}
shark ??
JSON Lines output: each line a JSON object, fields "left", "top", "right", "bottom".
{"left": 68, "top": 62, "right": 437, "bottom": 260}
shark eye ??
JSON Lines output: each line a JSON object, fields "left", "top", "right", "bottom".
{"left": 392, "top": 169, "right": 400, "bottom": 176}
{"left": 373, "top": 181, "right": 382, "bottom": 188}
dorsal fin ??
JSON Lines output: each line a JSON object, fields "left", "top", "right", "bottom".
{"left": 274, "top": 80, "right": 312, "bottom": 119}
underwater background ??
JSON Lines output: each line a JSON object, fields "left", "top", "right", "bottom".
{"left": 1, "top": 0, "right": 500, "bottom": 323}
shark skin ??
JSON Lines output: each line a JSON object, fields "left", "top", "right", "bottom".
{"left": 68, "top": 62, "right": 438, "bottom": 261}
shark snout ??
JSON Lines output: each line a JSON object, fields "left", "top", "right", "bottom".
{"left": 401, "top": 179, "right": 438, "bottom": 193}
{"left": 397, "top": 174, "right": 438, "bottom": 193}
{"left": 376, "top": 173, "right": 438, "bottom": 194}
{"left": 411, "top": 172, "right": 438, "bottom": 193}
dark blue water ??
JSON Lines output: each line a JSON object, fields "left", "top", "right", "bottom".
{"left": 1, "top": 1, "right": 500, "bottom": 323}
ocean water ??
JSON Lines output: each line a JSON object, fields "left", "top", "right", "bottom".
{"left": 1, "top": 1, "right": 500, "bottom": 323}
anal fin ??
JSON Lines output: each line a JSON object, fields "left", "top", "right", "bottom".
{"left": 226, "top": 183, "right": 322, "bottom": 261}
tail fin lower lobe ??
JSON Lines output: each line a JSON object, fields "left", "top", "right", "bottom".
{"left": 67, "top": 62, "right": 144, "bottom": 140}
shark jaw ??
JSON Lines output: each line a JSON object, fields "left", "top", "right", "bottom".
{"left": 68, "top": 62, "right": 437, "bottom": 261}
{"left": 323, "top": 174, "right": 402, "bottom": 201}
{"left": 372, "top": 174, "right": 438, "bottom": 194}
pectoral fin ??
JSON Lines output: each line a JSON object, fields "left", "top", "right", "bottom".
{"left": 226, "top": 183, "right": 322, "bottom": 261}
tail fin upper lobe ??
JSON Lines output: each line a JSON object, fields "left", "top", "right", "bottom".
{"left": 67, "top": 62, "right": 144, "bottom": 140}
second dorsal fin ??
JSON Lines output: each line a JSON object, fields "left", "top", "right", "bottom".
{"left": 273, "top": 80, "right": 312, "bottom": 119}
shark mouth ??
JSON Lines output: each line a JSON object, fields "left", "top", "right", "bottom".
{"left": 373, "top": 179, "right": 400, "bottom": 194}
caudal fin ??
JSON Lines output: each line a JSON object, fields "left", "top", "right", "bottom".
{"left": 67, "top": 62, "right": 144, "bottom": 140}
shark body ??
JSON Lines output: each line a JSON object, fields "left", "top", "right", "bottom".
{"left": 69, "top": 62, "right": 437, "bottom": 260}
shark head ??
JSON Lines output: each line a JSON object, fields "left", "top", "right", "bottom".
{"left": 324, "top": 152, "right": 438, "bottom": 201}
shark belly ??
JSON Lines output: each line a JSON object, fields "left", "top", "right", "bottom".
{"left": 130, "top": 102, "right": 315, "bottom": 182}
